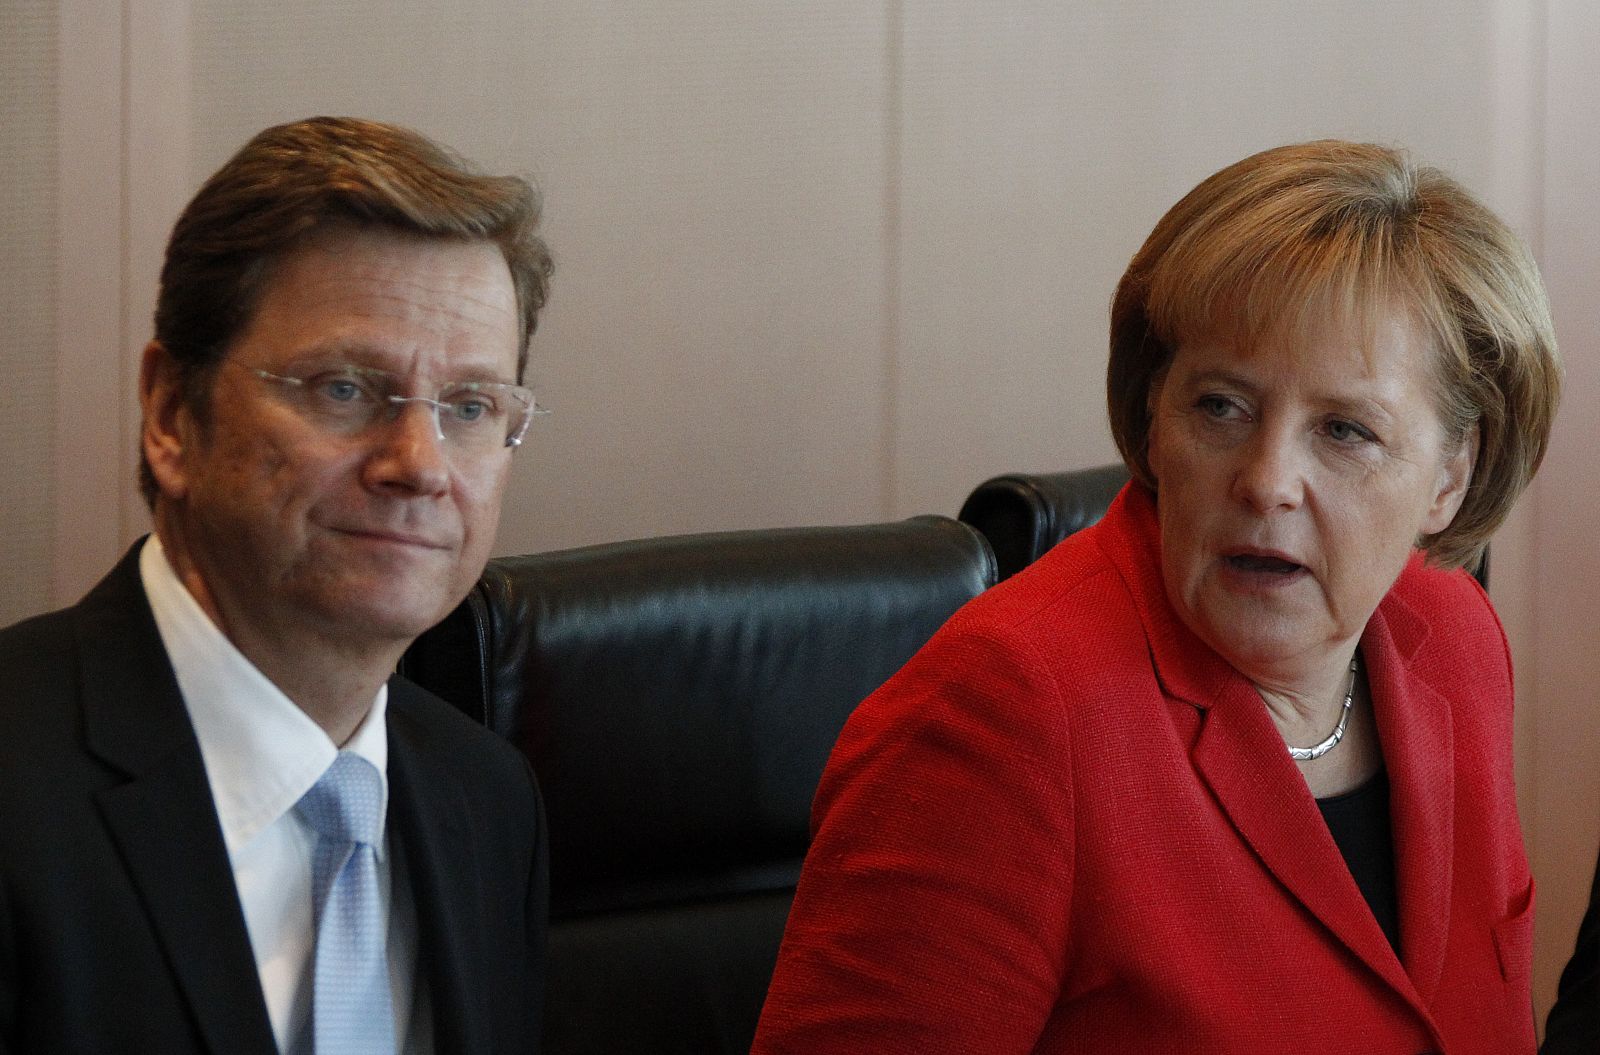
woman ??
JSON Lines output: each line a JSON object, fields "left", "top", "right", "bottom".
{"left": 752, "top": 141, "right": 1560, "bottom": 1054}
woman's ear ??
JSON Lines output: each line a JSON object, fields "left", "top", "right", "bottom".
{"left": 1422, "top": 422, "right": 1478, "bottom": 535}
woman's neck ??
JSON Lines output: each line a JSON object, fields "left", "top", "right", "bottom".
{"left": 1252, "top": 655, "right": 1383, "bottom": 797}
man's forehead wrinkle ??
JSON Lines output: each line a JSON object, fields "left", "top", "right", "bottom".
{"left": 289, "top": 272, "right": 515, "bottom": 326}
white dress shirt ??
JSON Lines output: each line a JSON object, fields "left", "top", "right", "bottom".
{"left": 140, "top": 535, "right": 430, "bottom": 1054}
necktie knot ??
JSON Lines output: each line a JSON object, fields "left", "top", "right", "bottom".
{"left": 297, "top": 751, "right": 385, "bottom": 848}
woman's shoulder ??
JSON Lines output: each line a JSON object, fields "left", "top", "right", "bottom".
{"left": 818, "top": 521, "right": 1149, "bottom": 813}
{"left": 1386, "top": 554, "right": 1502, "bottom": 640}
{"left": 871, "top": 519, "right": 1157, "bottom": 729}
{"left": 948, "top": 522, "right": 1139, "bottom": 647}
{"left": 1377, "top": 553, "right": 1513, "bottom": 706}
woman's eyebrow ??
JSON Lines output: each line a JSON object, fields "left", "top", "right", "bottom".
{"left": 1178, "top": 367, "right": 1261, "bottom": 394}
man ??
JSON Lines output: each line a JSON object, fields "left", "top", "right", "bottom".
{"left": 0, "top": 117, "right": 552, "bottom": 1054}
{"left": 1543, "top": 847, "right": 1600, "bottom": 1053}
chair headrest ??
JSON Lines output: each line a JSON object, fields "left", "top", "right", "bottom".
{"left": 403, "top": 515, "right": 996, "bottom": 915}
{"left": 958, "top": 464, "right": 1130, "bottom": 581}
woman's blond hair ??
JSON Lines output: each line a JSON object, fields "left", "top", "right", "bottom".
{"left": 1108, "top": 140, "right": 1560, "bottom": 570}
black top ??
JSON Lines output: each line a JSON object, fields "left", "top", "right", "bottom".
{"left": 1317, "top": 770, "right": 1401, "bottom": 955}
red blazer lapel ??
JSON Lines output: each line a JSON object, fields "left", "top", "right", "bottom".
{"left": 1188, "top": 677, "right": 1419, "bottom": 1004}
{"left": 1363, "top": 584, "right": 1455, "bottom": 1005}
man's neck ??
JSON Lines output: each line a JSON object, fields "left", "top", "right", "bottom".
{"left": 151, "top": 522, "right": 405, "bottom": 745}
{"left": 233, "top": 637, "right": 398, "bottom": 746}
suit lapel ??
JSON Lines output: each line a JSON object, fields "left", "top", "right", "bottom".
{"left": 1189, "top": 677, "right": 1419, "bottom": 1003}
{"left": 1363, "top": 590, "right": 1454, "bottom": 1005}
{"left": 388, "top": 693, "right": 486, "bottom": 1054}
{"left": 77, "top": 546, "right": 278, "bottom": 1055}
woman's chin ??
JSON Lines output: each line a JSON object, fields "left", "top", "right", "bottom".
{"left": 1189, "top": 600, "right": 1332, "bottom": 679}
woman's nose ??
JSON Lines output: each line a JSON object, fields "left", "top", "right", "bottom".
{"left": 1231, "top": 429, "right": 1305, "bottom": 514}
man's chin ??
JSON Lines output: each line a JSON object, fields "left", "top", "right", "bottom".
{"left": 328, "top": 530, "right": 459, "bottom": 571}
{"left": 306, "top": 580, "right": 461, "bottom": 647}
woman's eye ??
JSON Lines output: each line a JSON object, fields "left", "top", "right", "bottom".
{"left": 1325, "top": 419, "right": 1373, "bottom": 444}
{"left": 1197, "top": 395, "right": 1240, "bottom": 419}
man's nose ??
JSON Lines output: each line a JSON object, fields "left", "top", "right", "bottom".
{"left": 363, "top": 399, "right": 450, "bottom": 496}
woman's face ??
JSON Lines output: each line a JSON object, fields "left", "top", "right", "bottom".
{"left": 1145, "top": 308, "right": 1474, "bottom": 685}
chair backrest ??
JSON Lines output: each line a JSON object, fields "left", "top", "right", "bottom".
{"left": 958, "top": 463, "right": 1130, "bottom": 581}
{"left": 401, "top": 516, "right": 996, "bottom": 1054}
{"left": 958, "top": 463, "right": 1491, "bottom": 588}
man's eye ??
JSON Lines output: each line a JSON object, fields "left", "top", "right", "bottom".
{"left": 442, "top": 384, "right": 501, "bottom": 424}
{"left": 313, "top": 374, "right": 376, "bottom": 404}
{"left": 447, "top": 396, "right": 495, "bottom": 423}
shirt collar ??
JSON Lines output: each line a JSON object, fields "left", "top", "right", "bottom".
{"left": 139, "top": 535, "right": 389, "bottom": 859}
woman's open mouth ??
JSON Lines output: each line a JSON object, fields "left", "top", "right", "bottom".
{"left": 1226, "top": 553, "right": 1303, "bottom": 575}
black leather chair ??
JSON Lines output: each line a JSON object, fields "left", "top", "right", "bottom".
{"left": 958, "top": 463, "right": 1130, "bottom": 582}
{"left": 959, "top": 462, "right": 1489, "bottom": 587}
{"left": 400, "top": 517, "right": 996, "bottom": 1055}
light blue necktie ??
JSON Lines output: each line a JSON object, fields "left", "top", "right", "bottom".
{"left": 296, "top": 751, "right": 396, "bottom": 1055}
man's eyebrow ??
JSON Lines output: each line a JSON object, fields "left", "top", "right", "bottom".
{"left": 443, "top": 370, "right": 523, "bottom": 387}
{"left": 285, "top": 339, "right": 386, "bottom": 367}
{"left": 286, "top": 342, "right": 519, "bottom": 385}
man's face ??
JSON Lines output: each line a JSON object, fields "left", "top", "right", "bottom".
{"left": 147, "top": 226, "right": 523, "bottom": 652}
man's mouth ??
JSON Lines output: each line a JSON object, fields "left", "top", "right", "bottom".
{"left": 336, "top": 527, "right": 450, "bottom": 550}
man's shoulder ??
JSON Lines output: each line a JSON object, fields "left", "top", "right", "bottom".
{"left": 386, "top": 675, "right": 536, "bottom": 784}
{"left": 0, "top": 607, "right": 85, "bottom": 785}
{"left": 0, "top": 600, "right": 78, "bottom": 660}
{"left": 0, "top": 601, "right": 86, "bottom": 717}
{"left": 1, "top": 543, "right": 150, "bottom": 676}
{"left": 385, "top": 676, "right": 544, "bottom": 865}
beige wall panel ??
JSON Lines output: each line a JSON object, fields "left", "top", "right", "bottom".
{"left": 185, "top": 1, "right": 892, "bottom": 555}
{"left": 56, "top": 0, "right": 128, "bottom": 608}
{"left": 894, "top": 1, "right": 1504, "bottom": 519}
{"left": 0, "top": 0, "right": 60, "bottom": 626}
{"left": 1530, "top": 0, "right": 1600, "bottom": 1026}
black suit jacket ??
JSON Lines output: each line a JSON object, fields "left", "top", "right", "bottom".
{"left": 0, "top": 543, "right": 548, "bottom": 1053}
{"left": 1543, "top": 844, "right": 1600, "bottom": 1054}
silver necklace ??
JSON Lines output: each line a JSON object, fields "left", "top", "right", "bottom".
{"left": 1287, "top": 657, "right": 1359, "bottom": 761}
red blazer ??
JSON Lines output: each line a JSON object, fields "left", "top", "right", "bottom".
{"left": 754, "top": 484, "right": 1534, "bottom": 1055}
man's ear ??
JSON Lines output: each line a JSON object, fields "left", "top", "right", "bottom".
{"left": 140, "top": 340, "right": 197, "bottom": 502}
{"left": 1422, "top": 422, "right": 1479, "bottom": 536}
